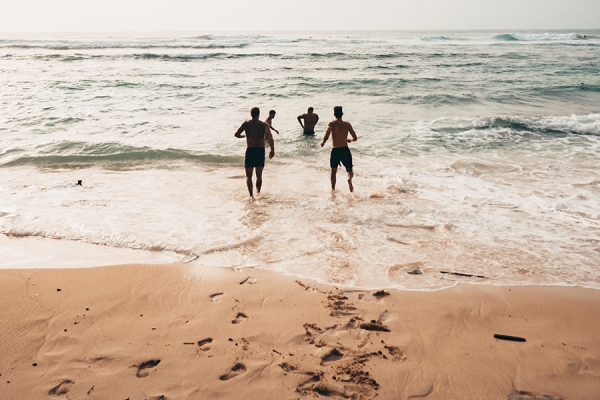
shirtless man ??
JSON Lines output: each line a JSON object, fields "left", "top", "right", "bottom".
{"left": 297, "top": 107, "right": 319, "bottom": 135}
{"left": 265, "top": 110, "right": 279, "bottom": 134}
{"left": 234, "top": 107, "right": 275, "bottom": 198}
{"left": 320, "top": 106, "right": 357, "bottom": 192}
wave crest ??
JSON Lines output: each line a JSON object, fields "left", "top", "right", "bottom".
{"left": 494, "top": 33, "right": 583, "bottom": 41}
{"left": 1, "top": 142, "right": 242, "bottom": 168}
{"left": 420, "top": 36, "right": 450, "bottom": 41}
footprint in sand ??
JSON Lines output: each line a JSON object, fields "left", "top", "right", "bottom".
{"left": 48, "top": 380, "right": 74, "bottom": 396}
{"left": 327, "top": 293, "right": 358, "bottom": 317}
{"left": 280, "top": 362, "right": 297, "bottom": 373}
{"left": 507, "top": 390, "right": 563, "bottom": 400}
{"left": 210, "top": 293, "right": 224, "bottom": 302}
{"left": 136, "top": 359, "right": 161, "bottom": 378}
{"left": 372, "top": 290, "right": 390, "bottom": 298}
{"left": 379, "top": 310, "right": 390, "bottom": 321}
{"left": 232, "top": 312, "right": 248, "bottom": 324}
{"left": 360, "top": 320, "right": 391, "bottom": 332}
{"left": 239, "top": 277, "right": 257, "bottom": 285}
{"left": 385, "top": 345, "right": 406, "bottom": 361}
{"left": 320, "top": 348, "right": 344, "bottom": 366}
{"left": 219, "top": 363, "right": 247, "bottom": 381}
{"left": 198, "top": 338, "right": 213, "bottom": 351}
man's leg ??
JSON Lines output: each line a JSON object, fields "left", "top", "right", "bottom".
{"left": 330, "top": 167, "right": 337, "bottom": 190}
{"left": 255, "top": 167, "right": 264, "bottom": 194}
{"left": 346, "top": 168, "right": 354, "bottom": 192}
{"left": 245, "top": 167, "right": 254, "bottom": 197}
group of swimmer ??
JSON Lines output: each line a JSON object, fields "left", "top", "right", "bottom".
{"left": 234, "top": 106, "right": 357, "bottom": 198}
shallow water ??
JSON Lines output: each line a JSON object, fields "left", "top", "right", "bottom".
{"left": 1, "top": 30, "right": 599, "bottom": 290}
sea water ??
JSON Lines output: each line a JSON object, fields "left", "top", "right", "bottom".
{"left": 1, "top": 30, "right": 599, "bottom": 290}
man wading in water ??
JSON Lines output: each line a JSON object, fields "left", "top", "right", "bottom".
{"left": 320, "top": 106, "right": 357, "bottom": 192}
{"left": 297, "top": 107, "right": 319, "bottom": 135}
{"left": 235, "top": 107, "right": 275, "bottom": 198}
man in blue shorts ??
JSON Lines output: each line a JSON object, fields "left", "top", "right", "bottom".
{"left": 235, "top": 107, "right": 275, "bottom": 198}
{"left": 320, "top": 106, "right": 358, "bottom": 192}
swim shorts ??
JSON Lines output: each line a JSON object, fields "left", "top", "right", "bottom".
{"left": 303, "top": 130, "right": 315, "bottom": 135}
{"left": 330, "top": 146, "right": 353, "bottom": 169}
{"left": 245, "top": 147, "right": 265, "bottom": 168}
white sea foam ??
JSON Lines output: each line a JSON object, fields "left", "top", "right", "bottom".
{"left": 1, "top": 156, "right": 599, "bottom": 291}
{"left": 499, "top": 114, "right": 600, "bottom": 135}
{"left": 511, "top": 33, "right": 581, "bottom": 41}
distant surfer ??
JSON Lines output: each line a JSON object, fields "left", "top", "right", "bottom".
{"left": 235, "top": 107, "right": 275, "bottom": 198}
{"left": 265, "top": 110, "right": 279, "bottom": 134}
{"left": 320, "top": 106, "right": 357, "bottom": 192}
{"left": 297, "top": 107, "right": 319, "bottom": 135}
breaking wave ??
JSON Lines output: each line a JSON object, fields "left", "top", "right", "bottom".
{"left": 420, "top": 36, "right": 450, "bottom": 41}
{"left": 494, "top": 33, "right": 586, "bottom": 41}
{"left": 430, "top": 113, "right": 600, "bottom": 136}
{"left": 0, "top": 142, "right": 242, "bottom": 168}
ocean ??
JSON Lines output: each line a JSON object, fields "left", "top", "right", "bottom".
{"left": 1, "top": 30, "right": 599, "bottom": 290}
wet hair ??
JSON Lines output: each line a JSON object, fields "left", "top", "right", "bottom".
{"left": 308, "top": 107, "right": 314, "bottom": 112}
{"left": 333, "top": 106, "right": 343, "bottom": 118}
{"left": 269, "top": 110, "right": 276, "bottom": 115}
{"left": 250, "top": 107, "right": 260, "bottom": 118}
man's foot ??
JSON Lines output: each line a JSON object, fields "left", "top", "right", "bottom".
{"left": 348, "top": 179, "right": 354, "bottom": 192}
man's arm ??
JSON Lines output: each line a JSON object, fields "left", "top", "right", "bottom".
{"left": 315, "top": 114, "right": 319, "bottom": 124}
{"left": 297, "top": 115, "right": 305, "bottom": 129}
{"left": 234, "top": 122, "right": 246, "bottom": 138}
{"left": 265, "top": 123, "right": 275, "bottom": 159}
{"left": 269, "top": 122, "right": 279, "bottom": 134}
{"left": 320, "top": 123, "right": 332, "bottom": 147}
{"left": 347, "top": 123, "right": 357, "bottom": 142}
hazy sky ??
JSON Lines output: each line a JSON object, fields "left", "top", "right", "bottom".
{"left": 2, "top": 0, "right": 599, "bottom": 32}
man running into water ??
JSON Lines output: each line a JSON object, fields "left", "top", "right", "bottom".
{"left": 297, "top": 107, "right": 319, "bottom": 135}
{"left": 320, "top": 106, "right": 357, "bottom": 192}
{"left": 265, "top": 110, "right": 279, "bottom": 134}
{"left": 235, "top": 107, "right": 275, "bottom": 198}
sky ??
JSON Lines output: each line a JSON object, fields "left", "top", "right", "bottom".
{"left": 1, "top": 0, "right": 599, "bottom": 32}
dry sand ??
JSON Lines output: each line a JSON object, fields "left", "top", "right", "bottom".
{"left": 0, "top": 264, "right": 599, "bottom": 399}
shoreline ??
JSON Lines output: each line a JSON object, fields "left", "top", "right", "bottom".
{"left": 1, "top": 263, "right": 599, "bottom": 399}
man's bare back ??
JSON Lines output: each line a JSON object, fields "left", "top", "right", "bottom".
{"left": 297, "top": 107, "right": 319, "bottom": 134}
{"left": 236, "top": 119, "right": 271, "bottom": 148}
{"left": 325, "top": 119, "right": 357, "bottom": 148}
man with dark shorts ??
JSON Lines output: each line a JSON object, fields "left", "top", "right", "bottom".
{"left": 297, "top": 107, "right": 319, "bottom": 135}
{"left": 320, "top": 106, "right": 357, "bottom": 192}
{"left": 235, "top": 107, "right": 275, "bottom": 198}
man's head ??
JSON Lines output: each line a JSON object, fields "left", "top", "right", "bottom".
{"left": 250, "top": 107, "right": 260, "bottom": 119}
{"left": 269, "top": 110, "right": 276, "bottom": 118}
{"left": 333, "top": 106, "right": 343, "bottom": 118}
{"left": 308, "top": 107, "right": 314, "bottom": 114}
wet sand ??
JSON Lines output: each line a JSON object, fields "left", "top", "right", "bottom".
{"left": 1, "top": 264, "right": 599, "bottom": 399}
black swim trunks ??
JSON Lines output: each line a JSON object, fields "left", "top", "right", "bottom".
{"left": 245, "top": 147, "right": 265, "bottom": 168}
{"left": 303, "top": 130, "right": 315, "bottom": 135}
{"left": 330, "top": 146, "right": 353, "bottom": 169}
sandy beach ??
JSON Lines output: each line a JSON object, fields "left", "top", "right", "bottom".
{"left": 1, "top": 264, "right": 599, "bottom": 399}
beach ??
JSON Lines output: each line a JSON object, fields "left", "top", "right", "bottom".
{"left": 1, "top": 264, "right": 599, "bottom": 399}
